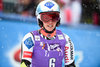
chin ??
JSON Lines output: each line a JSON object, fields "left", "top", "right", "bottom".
{"left": 46, "top": 27, "right": 55, "bottom": 31}
{"left": 48, "top": 30, "right": 53, "bottom": 31}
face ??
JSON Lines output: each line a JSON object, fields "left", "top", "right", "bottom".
{"left": 42, "top": 20, "right": 57, "bottom": 31}
{"left": 40, "top": 12, "right": 60, "bottom": 31}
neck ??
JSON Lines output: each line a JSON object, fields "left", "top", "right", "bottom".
{"left": 43, "top": 27, "right": 56, "bottom": 33}
{"left": 39, "top": 27, "right": 56, "bottom": 38}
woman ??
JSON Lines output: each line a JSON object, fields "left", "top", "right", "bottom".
{"left": 21, "top": 0, "right": 75, "bottom": 67}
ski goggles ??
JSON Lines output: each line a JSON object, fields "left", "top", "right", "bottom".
{"left": 40, "top": 12, "right": 60, "bottom": 22}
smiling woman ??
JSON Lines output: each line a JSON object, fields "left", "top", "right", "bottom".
{"left": 20, "top": 0, "right": 75, "bottom": 67}
{"left": 1, "top": 1, "right": 100, "bottom": 67}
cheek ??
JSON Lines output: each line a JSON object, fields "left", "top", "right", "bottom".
{"left": 43, "top": 23, "right": 47, "bottom": 27}
{"left": 53, "top": 23, "right": 57, "bottom": 26}
{"left": 43, "top": 22, "right": 57, "bottom": 27}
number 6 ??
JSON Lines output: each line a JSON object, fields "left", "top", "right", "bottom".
{"left": 49, "top": 58, "right": 56, "bottom": 67}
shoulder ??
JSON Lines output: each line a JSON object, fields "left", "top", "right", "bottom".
{"left": 56, "top": 30, "right": 71, "bottom": 40}
{"left": 22, "top": 32, "right": 34, "bottom": 42}
{"left": 63, "top": 33, "right": 74, "bottom": 45}
{"left": 63, "top": 33, "right": 70, "bottom": 39}
{"left": 56, "top": 29, "right": 69, "bottom": 38}
{"left": 63, "top": 33, "right": 71, "bottom": 41}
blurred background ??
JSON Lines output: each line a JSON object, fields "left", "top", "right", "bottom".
{"left": 0, "top": 0, "right": 100, "bottom": 67}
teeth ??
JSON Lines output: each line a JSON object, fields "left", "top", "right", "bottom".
{"left": 48, "top": 25, "right": 53, "bottom": 27}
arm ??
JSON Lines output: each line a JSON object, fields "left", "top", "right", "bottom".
{"left": 64, "top": 34, "right": 76, "bottom": 67}
{"left": 21, "top": 33, "right": 34, "bottom": 67}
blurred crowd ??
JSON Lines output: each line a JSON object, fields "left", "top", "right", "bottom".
{"left": 0, "top": 0, "right": 100, "bottom": 25}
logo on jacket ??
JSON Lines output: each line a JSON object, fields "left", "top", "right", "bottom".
{"left": 24, "top": 37, "right": 34, "bottom": 49}
{"left": 34, "top": 35, "right": 40, "bottom": 41}
{"left": 40, "top": 42, "right": 63, "bottom": 57}
{"left": 58, "top": 35, "right": 64, "bottom": 40}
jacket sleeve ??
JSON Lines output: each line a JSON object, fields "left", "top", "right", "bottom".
{"left": 21, "top": 32, "right": 34, "bottom": 67}
{"left": 64, "top": 34, "right": 76, "bottom": 67}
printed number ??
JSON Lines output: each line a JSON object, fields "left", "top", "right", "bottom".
{"left": 49, "top": 58, "right": 56, "bottom": 67}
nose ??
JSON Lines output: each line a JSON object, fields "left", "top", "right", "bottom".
{"left": 49, "top": 20, "right": 53, "bottom": 23}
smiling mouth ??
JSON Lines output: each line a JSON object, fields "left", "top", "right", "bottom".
{"left": 47, "top": 25, "right": 53, "bottom": 28}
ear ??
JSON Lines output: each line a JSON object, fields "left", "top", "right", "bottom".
{"left": 38, "top": 19, "right": 43, "bottom": 27}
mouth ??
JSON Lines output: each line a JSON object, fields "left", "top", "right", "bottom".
{"left": 47, "top": 25, "right": 53, "bottom": 28}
